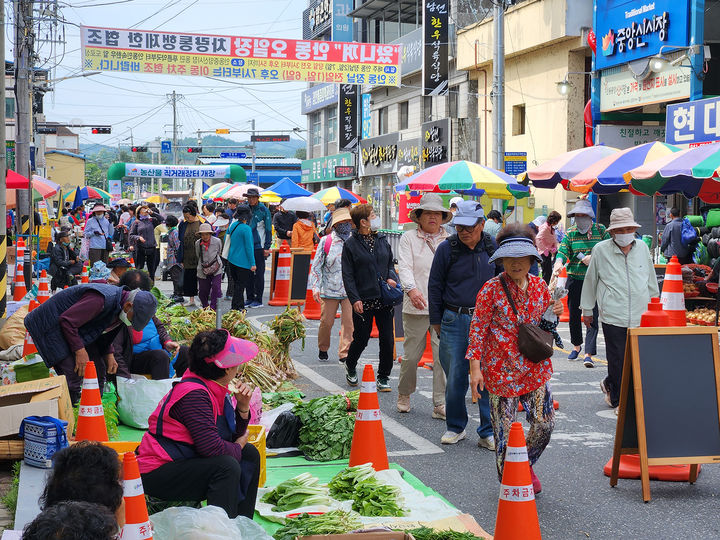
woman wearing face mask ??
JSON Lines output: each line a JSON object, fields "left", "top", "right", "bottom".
{"left": 341, "top": 204, "right": 400, "bottom": 390}
{"left": 552, "top": 200, "right": 609, "bottom": 368}
{"left": 580, "top": 208, "right": 658, "bottom": 413}
{"left": 308, "top": 207, "right": 354, "bottom": 363}
{"left": 84, "top": 203, "right": 115, "bottom": 265}
{"left": 290, "top": 211, "right": 319, "bottom": 251}
{"left": 129, "top": 205, "right": 159, "bottom": 279}
{"left": 49, "top": 228, "right": 83, "bottom": 291}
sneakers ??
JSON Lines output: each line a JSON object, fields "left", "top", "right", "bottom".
{"left": 338, "top": 357, "right": 347, "bottom": 364}
{"left": 441, "top": 430, "right": 467, "bottom": 445}
{"left": 183, "top": 300, "right": 197, "bottom": 308}
{"left": 567, "top": 349, "right": 580, "bottom": 360}
{"left": 318, "top": 351, "right": 329, "bottom": 362}
{"left": 477, "top": 436, "right": 496, "bottom": 451}
{"left": 247, "top": 301, "right": 263, "bottom": 309}
{"left": 600, "top": 379, "right": 612, "bottom": 407}
{"left": 530, "top": 465, "right": 542, "bottom": 494}
{"left": 583, "top": 355, "right": 595, "bottom": 368}
{"left": 432, "top": 405, "right": 446, "bottom": 420}
{"left": 397, "top": 394, "right": 411, "bottom": 413}
{"left": 345, "top": 366, "right": 358, "bottom": 386}
{"left": 377, "top": 377, "right": 391, "bottom": 392}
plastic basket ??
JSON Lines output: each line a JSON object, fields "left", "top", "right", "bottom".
{"left": 247, "top": 424, "right": 266, "bottom": 487}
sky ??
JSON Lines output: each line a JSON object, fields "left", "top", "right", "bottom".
{"left": 16, "top": 0, "right": 309, "bottom": 152}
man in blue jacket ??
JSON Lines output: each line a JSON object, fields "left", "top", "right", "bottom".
{"left": 661, "top": 207, "right": 692, "bottom": 264}
{"left": 428, "top": 200, "right": 496, "bottom": 448}
{"left": 244, "top": 188, "right": 272, "bottom": 308}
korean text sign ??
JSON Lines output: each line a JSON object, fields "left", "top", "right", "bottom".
{"left": 595, "top": 0, "right": 691, "bottom": 70}
{"left": 81, "top": 26, "right": 401, "bottom": 86}
{"left": 666, "top": 97, "right": 720, "bottom": 146}
{"left": 422, "top": 0, "right": 449, "bottom": 96}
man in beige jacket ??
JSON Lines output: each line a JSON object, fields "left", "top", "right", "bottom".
{"left": 397, "top": 193, "right": 449, "bottom": 419}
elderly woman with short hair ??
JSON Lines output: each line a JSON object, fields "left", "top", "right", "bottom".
{"left": 466, "top": 223, "right": 563, "bottom": 495}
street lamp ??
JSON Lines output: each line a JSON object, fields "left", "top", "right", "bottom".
{"left": 555, "top": 71, "right": 594, "bottom": 96}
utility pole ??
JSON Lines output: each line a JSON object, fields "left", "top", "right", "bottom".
{"left": 0, "top": 0, "right": 7, "bottom": 318}
{"left": 492, "top": 0, "right": 505, "bottom": 172}
{"left": 14, "top": 0, "right": 33, "bottom": 288}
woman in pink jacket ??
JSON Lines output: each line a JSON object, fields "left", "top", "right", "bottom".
{"left": 536, "top": 211, "right": 561, "bottom": 284}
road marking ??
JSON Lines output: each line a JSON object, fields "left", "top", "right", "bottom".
{"left": 549, "top": 431, "right": 614, "bottom": 448}
{"left": 292, "top": 361, "right": 444, "bottom": 457}
{"left": 552, "top": 390, "right": 600, "bottom": 395}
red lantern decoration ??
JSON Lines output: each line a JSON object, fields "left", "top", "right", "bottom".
{"left": 587, "top": 29, "right": 597, "bottom": 55}
{"left": 584, "top": 101, "right": 594, "bottom": 148}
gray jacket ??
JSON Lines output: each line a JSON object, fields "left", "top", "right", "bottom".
{"left": 195, "top": 236, "right": 224, "bottom": 278}
{"left": 661, "top": 218, "right": 689, "bottom": 258}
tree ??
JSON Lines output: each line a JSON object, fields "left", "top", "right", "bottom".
{"left": 85, "top": 162, "right": 105, "bottom": 190}
{"left": 294, "top": 147, "right": 307, "bottom": 160}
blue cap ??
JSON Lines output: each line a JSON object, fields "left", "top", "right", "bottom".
{"left": 451, "top": 200, "right": 486, "bottom": 227}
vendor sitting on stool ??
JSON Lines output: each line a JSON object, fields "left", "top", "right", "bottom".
{"left": 137, "top": 329, "right": 261, "bottom": 519}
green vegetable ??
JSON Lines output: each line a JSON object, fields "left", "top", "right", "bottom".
{"left": 403, "top": 527, "right": 486, "bottom": 540}
{"left": 261, "top": 473, "right": 333, "bottom": 512}
{"left": 351, "top": 479, "right": 406, "bottom": 517}
{"left": 328, "top": 463, "right": 376, "bottom": 500}
{"left": 262, "top": 391, "right": 304, "bottom": 410}
{"left": 272, "top": 510, "right": 362, "bottom": 540}
{"left": 294, "top": 394, "right": 358, "bottom": 461}
{"left": 222, "top": 310, "right": 254, "bottom": 339}
{"left": 269, "top": 307, "right": 306, "bottom": 350}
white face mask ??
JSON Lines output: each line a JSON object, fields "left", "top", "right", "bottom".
{"left": 574, "top": 216, "right": 592, "bottom": 234}
{"left": 369, "top": 216, "right": 381, "bottom": 231}
{"left": 119, "top": 309, "right": 132, "bottom": 327}
{"left": 613, "top": 233, "right": 635, "bottom": 247}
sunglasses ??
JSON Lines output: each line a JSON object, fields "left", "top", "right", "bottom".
{"left": 455, "top": 224, "right": 479, "bottom": 233}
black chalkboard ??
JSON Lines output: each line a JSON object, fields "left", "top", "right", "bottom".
{"left": 289, "top": 252, "right": 312, "bottom": 304}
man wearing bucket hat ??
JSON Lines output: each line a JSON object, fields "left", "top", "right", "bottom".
{"left": 580, "top": 208, "right": 658, "bottom": 411}
{"left": 84, "top": 203, "right": 114, "bottom": 265}
{"left": 428, "top": 200, "right": 497, "bottom": 447}
{"left": 397, "top": 194, "right": 449, "bottom": 419}
{"left": 553, "top": 199, "right": 610, "bottom": 367}
{"left": 244, "top": 187, "right": 272, "bottom": 308}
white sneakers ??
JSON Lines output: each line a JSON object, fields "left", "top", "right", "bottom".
{"left": 441, "top": 430, "right": 467, "bottom": 444}
{"left": 477, "top": 436, "right": 496, "bottom": 451}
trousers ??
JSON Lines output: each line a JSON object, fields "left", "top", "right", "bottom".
{"left": 601, "top": 322, "right": 628, "bottom": 407}
{"left": 245, "top": 249, "right": 266, "bottom": 303}
{"left": 345, "top": 306, "right": 394, "bottom": 378}
{"left": 567, "top": 277, "right": 598, "bottom": 354}
{"left": 136, "top": 246, "right": 159, "bottom": 279}
{"left": 228, "top": 264, "right": 251, "bottom": 311}
{"left": 318, "top": 297, "right": 353, "bottom": 359}
{"left": 398, "top": 313, "right": 446, "bottom": 406}
{"left": 198, "top": 273, "right": 222, "bottom": 311}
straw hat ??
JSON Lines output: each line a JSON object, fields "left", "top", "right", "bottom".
{"left": 331, "top": 207, "right": 352, "bottom": 227}
{"left": 606, "top": 207, "right": 640, "bottom": 232}
{"left": 198, "top": 223, "right": 214, "bottom": 234}
{"left": 408, "top": 193, "right": 451, "bottom": 224}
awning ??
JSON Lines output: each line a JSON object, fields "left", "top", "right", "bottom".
{"left": 252, "top": 170, "right": 302, "bottom": 186}
{"left": 348, "top": 0, "right": 419, "bottom": 23}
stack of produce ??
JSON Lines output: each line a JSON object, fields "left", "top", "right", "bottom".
{"left": 221, "top": 310, "right": 254, "bottom": 339}
{"left": 272, "top": 510, "right": 362, "bottom": 540}
{"left": 328, "top": 464, "right": 406, "bottom": 517}
{"left": 294, "top": 392, "right": 359, "bottom": 461}
{"left": 686, "top": 307, "right": 718, "bottom": 325}
{"left": 261, "top": 473, "right": 333, "bottom": 512}
{"left": 269, "top": 307, "right": 306, "bottom": 351}
{"left": 403, "top": 527, "right": 487, "bottom": 540}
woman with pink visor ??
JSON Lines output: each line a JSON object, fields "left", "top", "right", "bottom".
{"left": 137, "top": 329, "right": 261, "bottom": 518}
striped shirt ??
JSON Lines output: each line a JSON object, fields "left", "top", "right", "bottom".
{"left": 556, "top": 224, "right": 610, "bottom": 280}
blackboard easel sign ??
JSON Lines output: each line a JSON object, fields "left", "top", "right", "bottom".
{"left": 288, "top": 251, "right": 312, "bottom": 306}
{"left": 611, "top": 326, "right": 720, "bottom": 502}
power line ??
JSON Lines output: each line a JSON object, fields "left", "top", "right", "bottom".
{"left": 151, "top": 0, "right": 199, "bottom": 30}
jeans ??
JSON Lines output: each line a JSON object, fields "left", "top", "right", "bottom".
{"left": 245, "top": 248, "right": 266, "bottom": 304}
{"left": 229, "top": 263, "right": 251, "bottom": 311}
{"left": 345, "top": 306, "right": 394, "bottom": 379}
{"left": 567, "top": 277, "right": 598, "bottom": 354}
{"left": 198, "top": 273, "right": 222, "bottom": 311}
{"left": 601, "top": 323, "right": 628, "bottom": 407}
{"left": 540, "top": 253, "right": 555, "bottom": 284}
{"left": 438, "top": 309, "right": 493, "bottom": 437}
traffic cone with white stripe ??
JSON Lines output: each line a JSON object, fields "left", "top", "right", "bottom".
{"left": 74, "top": 361, "right": 108, "bottom": 442}
{"left": 557, "top": 266, "right": 570, "bottom": 323}
{"left": 12, "top": 238, "right": 27, "bottom": 301}
{"left": 660, "top": 255, "right": 686, "bottom": 326}
{"left": 493, "top": 422, "right": 541, "bottom": 539}
{"left": 120, "top": 452, "right": 153, "bottom": 540}
{"left": 269, "top": 242, "right": 293, "bottom": 306}
{"left": 37, "top": 270, "right": 50, "bottom": 304}
{"left": 80, "top": 265, "right": 89, "bottom": 284}
{"left": 22, "top": 300, "right": 39, "bottom": 358}
{"left": 348, "top": 364, "right": 389, "bottom": 471}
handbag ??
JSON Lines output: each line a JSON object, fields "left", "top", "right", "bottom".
{"left": 499, "top": 275, "right": 554, "bottom": 363}
{"left": 94, "top": 216, "right": 113, "bottom": 251}
{"left": 370, "top": 243, "right": 402, "bottom": 306}
{"left": 200, "top": 241, "right": 221, "bottom": 276}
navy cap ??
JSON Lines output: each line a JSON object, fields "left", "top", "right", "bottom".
{"left": 128, "top": 290, "right": 157, "bottom": 331}
{"left": 451, "top": 200, "right": 486, "bottom": 227}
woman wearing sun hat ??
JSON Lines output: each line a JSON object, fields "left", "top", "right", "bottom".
{"left": 84, "top": 202, "right": 114, "bottom": 265}
{"left": 138, "top": 329, "right": 261, "bottom": 519}
{"left": 466, "top": 223, "right": 563, "bottom": 495}
{"left": 195, "top": 222, "right": 223, "bottom": 311}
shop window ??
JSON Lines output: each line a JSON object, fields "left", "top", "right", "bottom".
{"left": 399, "top": 101, "right": 409, "bottom": 130}
{"left": 512, "top": 104, "right": 526, "bottom": 136}
{"left": 378, "top": 107, "right": 388, "bottom": 135}
{"left": 423, "top": 95, "right": 433, "bottom": 122}
{"left": 312, "top": 112, "right": 322, "bottom": 146}
{"left": 327, "top": 107, "right": 337, "bottom": 143}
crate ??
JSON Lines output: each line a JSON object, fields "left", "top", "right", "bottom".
{"left": 247, "top": 424, "right": 266, "bottom": 487}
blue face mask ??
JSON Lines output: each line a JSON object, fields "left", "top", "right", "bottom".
{"left": 334, "top": 222, "right": 352, "bottom": 240}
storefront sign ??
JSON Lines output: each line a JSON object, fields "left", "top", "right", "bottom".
{"left": 301, "top": 152, "right": 354, "bottom": 183}
{"left": 397, "top": 138, "right": 422, "bottom": 170}
{"left": 398, "top": 192, "right": 423, "bottom": 225}
{"left": 361, "top": 93, "right": 372, "bottom": 139}
{"left": 596, "top": 124, "right": 666, "bottom": 148}
{"left": 124, "top": 164, "right": 234, "bottom": 179}
{"left": 595, "top": 0, "right": 691, "bottom": 70}
{"left": 422, "top": 0, "right": 449, "bottom": 95}
{"left": 332, "top": 0, "right": 354, "bottom": 42}
{"left": 394, "top": 27, "right": 423, "bottom": 77}
{"left": 359, "top": 133, "right": 399, "bottom": 176}
{"left": 504, "top": 152, "right": 527, "bottom": 176}
{"left": 335, "top": 165, "right": 355, "bottom": 177}
{"left": 600, "top": 64, "right": 691, "bottom": 112}
{"left": 301, "top": 83, "right": 338, "bottom": 115}
{"left": 81, "top": 26, "right": 401, "bottom": 86}
{"left": 303, "top": 0, "right": 332, "bottom": 40}
{"left": 421, "top": 119, "right": 450, "bottom": 167}
{"left": 665, "top": 96, "right": 720, "bottom": 145}
{"left": 338, "top": 84, "right": 358, "bottom": 151}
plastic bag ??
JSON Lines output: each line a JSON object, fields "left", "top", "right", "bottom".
{"left": 116, "top": 375, "right": 173, "bottom": 429}
{"left": 267, "top": 411, "right": 300, "bottom": 448}
{"left": 249, "top": 386, "right": 262, "bottom": 426}
{"left": 258, "top": 402, "right": 295, "bottom": 432}
{"left": 150, "top": 505, "right": 272, "bottom": 540}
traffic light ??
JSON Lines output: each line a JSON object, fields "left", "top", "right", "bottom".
{"left": 131, "top": 146, "right": 148, "bottom": 152}
{"left": 187, "top": 147, "right": 202, "bottom": 153}
{"left": 91, "top": 127, "right": 111, "bottom": 134}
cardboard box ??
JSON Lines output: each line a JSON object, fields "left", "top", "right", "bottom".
{"left": 0, "top": 376, "right": 74, "bottom": 439}
{"left": 300, "top": 534, "right": 415, "bottom": 540}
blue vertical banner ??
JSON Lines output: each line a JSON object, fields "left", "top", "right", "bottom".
{"left": 361, "top": 93, "right": 372, "bottom": 139}
{"left": 332, "top": 0, "right": 353, "bottom": 42}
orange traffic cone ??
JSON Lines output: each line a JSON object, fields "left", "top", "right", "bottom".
{"left": 80, "top": 265, "right": 89, "bottom": 284}
{"left": 37, "top": 269, "right": 50, "bottom": 304}
{"left": 269, "top": 243, "right": 292, "bottom": 306}
{"left": 22, "top": 300, "right": 39, "bottom": 358}
{"left": 13, "top": 238, "right": 27, "bottom": 301}
{"left": 349, "top": 364, "right": 389, "bottom": 471}
{"left": 557, "top": 267, "right": 570, "bottom": 323}
{"left": 74, "top": 361, "right": 108, "bottom": 442}
{"left": 660, "top": 256, "right": 686, "bottom": 326}
{"left": 302, "top": 247, "right": 322, "bottom": 320}
{"left": 120, "top": 452, "right": 154, "bottom": 539}
{"left": 370, "top": 319, "right": 379, "bottom": 338}
{"left": 417, "top": 333, "right": 434, "bottom": 370}
{"left": 493, "top": 422, "right": 541, "bottom": 540}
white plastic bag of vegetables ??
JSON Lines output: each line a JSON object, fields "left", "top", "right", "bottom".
{"left": 150, "top": 505, "right": 272, "bottom": 540}
{"left": 116, "top": 375, "right": 173, "bottom": 429}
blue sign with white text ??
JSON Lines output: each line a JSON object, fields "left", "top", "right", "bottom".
{"left": 161, "top": 141, "right": 171, "bottom": 154}
{"left": 361, "top": 93, "right": 372, "bottom": 139}
{"left": 504, "top": 152, "right": 527, "bottom": 176}
{"left": 248, "top": 172, "right": 259, "bottom": 185}
{"left": 595, "top": 0, "right": 691, "bottom": 71}
{"left": 666, "top": 96, "right": 720, "bottom": 145}
{"left": 332, "top": 0, "right": 353, "bottom": 42}
{"left": 220, "top": 152, "right": 247, "bottom": 158}
{"left": 300, "top": 83, "right": 338, "bottom": 115}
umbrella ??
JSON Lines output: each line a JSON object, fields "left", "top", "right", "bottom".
{"left": 524, "top": 146, "right": 619, "bottom": 189}
{"left": 264, "top": 177, "right": 312, "bottom": 198}
{"left": 118, "top": 198, "right": 132, "bottom": 205}
{"left": 222, "top": 183, "right": 257, "bottom": 200}
{"left": 202, "top": 182, "right": 231, "bottom": 198}
{"left": 145, "top": 194, "right": 170, "bottom": 204}
{"left": 280, "top": 196, "right": 327, "bottom": 213}
{"left": 407, "top": 161, "right": 528, "bottom": 199}
{"left": 5, "top": 171, "right": 60, "bottom": 199}
{"left": 312, "top": 187, "right": 366, "bottom": 205}
{"left": 394, "top": 176, "right": 486, "bottom": 198}
{"left": 63, "top": 186, "right": 110, "bottom": 204}
{"left": 569, "top": 142, "right": 681, "bottom": 194}
{"left": 260, "top": 190, "right": 282, "bottom": 204}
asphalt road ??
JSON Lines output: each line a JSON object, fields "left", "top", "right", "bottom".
{"left": 155, "top": 278, "right": 720, "bottom": 540}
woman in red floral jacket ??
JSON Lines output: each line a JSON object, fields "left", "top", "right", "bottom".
{"left": 467, "top": 224, "right": 563, "bottom": 495}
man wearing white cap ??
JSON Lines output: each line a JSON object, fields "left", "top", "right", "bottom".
{"left": 580, "top": 208, "right": 658, "bottom": 411}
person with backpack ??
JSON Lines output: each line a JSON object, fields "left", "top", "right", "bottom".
{"left": 309, "top": 207, "right": 354, "bottom": 363}
{"left": 428, "top": 200, "right": 497, "bottom": 448}
{"left": 661, "top": 207, "right": 694, "bottom": 264}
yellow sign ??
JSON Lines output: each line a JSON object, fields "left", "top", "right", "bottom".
{"left": 215, "top": 129, "right": 230, "bottom": 134}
